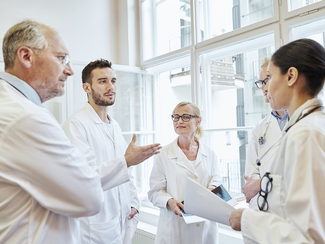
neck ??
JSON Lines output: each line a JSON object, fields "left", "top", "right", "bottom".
{"left": 88, "top": 100, "right": 109, "bottom": 123}
{"left": 178, "top": 134, "right": 197, "bottom": 150}
{"left": 286, "top": 91, "right": 314, "bottom": 118}
{"left": 275, "top": 110, "right": 286, "bottom": 118}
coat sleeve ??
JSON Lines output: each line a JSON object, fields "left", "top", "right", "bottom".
{"left": 245, "top": 125, "right": 261, "bottom": 180}
{"left": 62, "top": 118, "right": 130, "bottom": 191}
{"left": 148, "top": 152, "right": 174, "bottom": 209}
{"left": 241, "top": 128, "right": 325, "bottom": 243}
{"left": 0, "top": 112, "right": 104, "bottom": 218}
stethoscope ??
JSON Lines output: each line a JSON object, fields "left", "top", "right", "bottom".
{"left": 255, "top": 105, "right": 323, "bottom": 167}
{"left": 258, "top": 115, "right": 272, "bottom": 145}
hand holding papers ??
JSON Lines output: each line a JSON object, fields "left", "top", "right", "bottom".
{"left": 184, "top": 178, "right": 235, "bottom": 226}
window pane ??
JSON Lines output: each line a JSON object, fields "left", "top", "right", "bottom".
{"left": 198, "top": 0, "right": 273, "bottom": 42}
{"left": 142, "top": 0, "right": 192, "bottom": 60}
{"left": 288, "top": 0, "right": 322, "bottom": 11}
{"left": 157, "top": 66, "right": 192, "bottom": 146}
{"left": 200, "top": 33, "right": 275, "bottom": 194}
{"left": 108, "top": 71, "right": 156, "bottom": 196}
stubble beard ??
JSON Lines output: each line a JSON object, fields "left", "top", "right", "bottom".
{"left": 91, "top": 87, "right": 115, "bottom": 106}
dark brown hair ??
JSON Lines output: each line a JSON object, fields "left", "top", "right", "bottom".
{"left": 82, "top": 59, "right": 112, "bottom": 84}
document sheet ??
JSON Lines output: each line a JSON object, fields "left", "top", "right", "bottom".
{"left": 184, "top": 178, "right": 235, "bottom": 226}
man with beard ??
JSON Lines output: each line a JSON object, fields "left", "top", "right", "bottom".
{"left": 63, "top": 59, "right": 155, "bottom": 244}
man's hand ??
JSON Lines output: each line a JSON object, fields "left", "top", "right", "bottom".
{"left": 128, "top": 207, "right": 138, "bottom": 220}
{"left": 125, "top": 134, "right": 162, "bottom": 167}
{"left": 229, "top": 209, "right": 244, "bottom": 231}
{"left": 242, "top": 175, "right": 261, "bottom": 203}
{"left": 167, "top": 198, "right": 184, "bottom": 217}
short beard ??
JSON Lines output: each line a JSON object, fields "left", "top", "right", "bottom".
{"left": 91, "top": 87, "right": 115, "bottom": 106}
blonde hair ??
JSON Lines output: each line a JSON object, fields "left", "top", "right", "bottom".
{"left": 173, "top": 101, "right": 204, "bottom": 140}
{"left": 260, "top": 57, "right": 270, "bottom": 69}
{"left": 2, "top": 20, "right": 51, "bottom": 69}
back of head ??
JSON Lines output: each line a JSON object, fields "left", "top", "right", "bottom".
{"left": 173, "top": 101, "right": 204, "bottom": 140}
{"left": 82, "top": 59, "right": 112, "bottom": 84}
{"left": 2, "top": 20, "right": 49, "bottom": 70}
{"left": 271, "top": 39, "right": 325, "bottom": 96}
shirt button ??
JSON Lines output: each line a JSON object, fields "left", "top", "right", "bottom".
{"left": 196, "top": 224, "right": 200, "bottom": 227}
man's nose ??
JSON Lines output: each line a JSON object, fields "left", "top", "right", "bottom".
{"left": 64, "top": 63, "right": 74, "bottom": 76}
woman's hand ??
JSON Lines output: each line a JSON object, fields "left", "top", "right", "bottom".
{"left": 167, "top": 198, "right": 184, "bottom": 217}
{"left": 242, "top": 175, "right": 261, "bottom": 203}
{"left": 229, "top": 209, "right": 245, "bottom": 231}
{"left": 208, "top": 185, "right": 216, "bottom": 191}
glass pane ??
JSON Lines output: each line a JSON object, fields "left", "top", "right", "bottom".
{"left": 198, "top": 0, "right": 273, "bottom": 42}
{"left": 288, "top": 0, "right": 322, "bottom": 11}
{"left": 157, "top": 66, "right": 192, "bottom": 146}
{"left": 142, "top": 0, "right": 192, "bottom": 60}
{"left": 108, "top": 72, "right": 155, "bottom": 133}
{"left": 200, "top": 33, "right": 275, "bottom": 194}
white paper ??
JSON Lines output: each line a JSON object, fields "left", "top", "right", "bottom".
{"left": 184, "top": 177, "right": 235, "bottom": 226}
{"left": 182, "top": 213, "right": 206, "bottom": 224}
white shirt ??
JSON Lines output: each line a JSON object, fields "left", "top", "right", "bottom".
{"left": 148, "top": 138, "right": 222, "bottom": 244}
{"left": 63, "top": 103, "right": 139, "bottom": 244}
{"left": 0, "top": 75, "right": 105, "bottom": 244}
{"left": 242, "top": 98, "right": 325, "bottom": 243}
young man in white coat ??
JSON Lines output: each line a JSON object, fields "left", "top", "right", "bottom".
{"left": 242, "top": 57, "right": 288, "bottom": 209}
{"left": 63, "top": 59, "right": 151, "bottom": 244}
{"left": 0, "top": 20, "right": 160, "bottom": 244}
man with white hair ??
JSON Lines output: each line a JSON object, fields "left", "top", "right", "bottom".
{"left": 243, "top": 57, "right": 288, "bottom": 209}
{"left": 0, "top": 20, "right": 160, "bottom": 243}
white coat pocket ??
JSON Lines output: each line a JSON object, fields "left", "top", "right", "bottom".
{"left": 88, "top": 216, "right": 121, "bottom": 244}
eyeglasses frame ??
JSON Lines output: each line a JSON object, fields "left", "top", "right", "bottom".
{"left": 255, "top": 77, "right": 269, "bottom": 89}
{"left": 257, "top": 172, "right": 273, "bottom": 212}
{"left": 171, "top": 114, "right": 198, "bottom": 122}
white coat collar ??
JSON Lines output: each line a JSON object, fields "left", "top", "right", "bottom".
{"left": 83, "top": 102, "right": 116, "bottom": 127}
{"left": 283, "top": 98, "right": 323, "bottom": 133}
{"left": 167, "top": 138, "right": 208, "bottom": 176}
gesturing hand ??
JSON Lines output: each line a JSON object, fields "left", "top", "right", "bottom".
{"left": 125, "top": 134, "right": 162, "bottom": 167}
{"left": 167, "top": 198, "right": 184, "bottom": 217}
{"left": 242, "top": 175, "right": 261, "bottom": 203}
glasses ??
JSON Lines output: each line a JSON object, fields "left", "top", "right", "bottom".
{"left": 171, "top": 114, "right": 198, "bottom": 122}
{"left": 56, "top": 54, "right": 70, "bottom": 66}
{"left": 257, "top": 172, "right": 273, "bottom": 211}
{"left": 255, "top": 77, "right": 269, "bottom": 89}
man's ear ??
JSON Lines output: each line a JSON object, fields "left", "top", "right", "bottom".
{"left": 287, "top": 67, "right": 298, "bottom": 87}
{"left": 82, "top": 82, "right": 91, "bottom": 95}
{"left": 16, "top": 47, "right": 34, "bottom": 69}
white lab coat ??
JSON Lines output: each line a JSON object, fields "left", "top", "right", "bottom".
{"left": 245, "top": 113, "right": 283, "bottom": 208}
{"left": 63, "top": 103, "right": 139, "bottom": 244}
{"left": 148, "top": 138, "right": 221, "bottom": 244}
{"left": 241, "top": 98, "right": 325, "bottom": 243}
{"left": 0, "top": 79, "right": 106, "bottom": 244}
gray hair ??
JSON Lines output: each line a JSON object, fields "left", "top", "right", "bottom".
{"left": 2, "top": 20, "right": 50, "bottom": 69}
{"left": 173, "top": 101, "right": 204, "bottom": 140}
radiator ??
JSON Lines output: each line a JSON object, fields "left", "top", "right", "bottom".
{"left": 132, "top": 228, "right": 155, "bottom": 244}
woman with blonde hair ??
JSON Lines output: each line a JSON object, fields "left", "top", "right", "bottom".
{"left": 148, "top": 101, "right": 221, "bottom": 244}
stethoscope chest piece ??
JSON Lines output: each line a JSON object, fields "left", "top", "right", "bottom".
{"left": 258, "top": 136, "right": 265, "bottom": 145}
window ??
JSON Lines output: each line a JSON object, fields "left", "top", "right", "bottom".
{"left": 288, "top": 0, "right": 322, "bottom": 11}
{"left": 141, "top": 0, "right": 192, "bottom": 60}
{"left": 108, "top": 71, "right": 156, "bottom": 197}
{"left": 197, "top": 0, "right": 274, "bottom": 42}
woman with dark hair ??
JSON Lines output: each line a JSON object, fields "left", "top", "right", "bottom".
{"left": 230, "top": 39, "right": 325, "bottom": 243}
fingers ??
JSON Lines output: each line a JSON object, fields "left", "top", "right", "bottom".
{"left": 244, "top": 175, "right": 249, "bottom": 181}
{"left": 128, "top": 207, "right": 138, "bottom": 220}
{"left": 131, "top": 134, "right": 137, "bottom": 144}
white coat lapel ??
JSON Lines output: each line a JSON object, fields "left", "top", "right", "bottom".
{"left": 168, "top": 139, "right": 199, "bottom": 177}
{"left": 267, "top": 116, "right": 282, "bottom": 137}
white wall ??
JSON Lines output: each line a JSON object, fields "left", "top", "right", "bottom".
{"left": 0, "top": 0, "right": 120, "bottom": 64}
